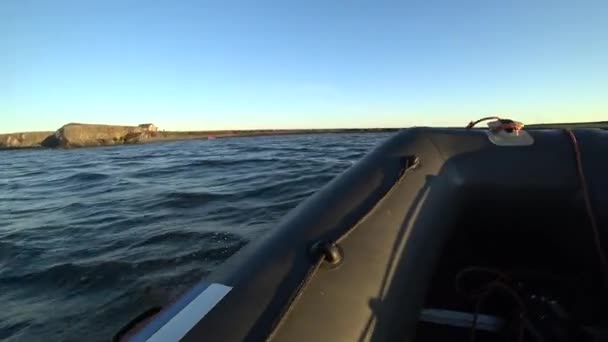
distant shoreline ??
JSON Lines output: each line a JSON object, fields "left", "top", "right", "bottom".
{"left": 1, "top": 121, "right": 606, "bottom": 150}
{"left": 0, "top": 125, "right": 401, "bottom": 150}
{"left": 150, "top": 128, "right": 400, "bottom": 139}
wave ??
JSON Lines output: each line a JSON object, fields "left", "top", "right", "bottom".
{"left": 182, "top": 157, "right": 296, "bottom": 169}
{"left": 0, "top": 261, "right": 132, "bottom": 289}
{"left": 133, "top": 157, "right": 329, "bottom": 180}
{"left": 63, "top": 172, "right": 111, "bottom": 182}
{"left": 145, "top": 191, "right": 231, "bottom": 210}
{"left": 109, "top": 154, "right": 157, "bottom": 162}
{"left": 0, "top": 132, "right": 390, "bottom": 342}
{"left": 0, "top": 320, "right": 31, "bottom": 340}
{"left": 0, "top": 239, "right": 247, "bottom": 290}
{"left": 240, "top": 173, "right": 337, "bottom": 198}
{"left": 132, "top": 230, "right": 242, "bottom": 248}
{"left": 134, "top": 241, "right": 247, "bottom": 267}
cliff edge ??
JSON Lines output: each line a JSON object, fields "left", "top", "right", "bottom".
{"left": 0, "top": 123, "right": 157, "bottom": 149}
{"left": 42, "top": 123, "right": 154, "bottom": 148}
{"left": 0, "top": 122, "right": 400, "bottom": 150}
{"left": 0, "top": 131, "right": 55, "bottom": 149}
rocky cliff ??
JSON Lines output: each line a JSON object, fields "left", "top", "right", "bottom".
{"left": 0, "top": 124, "right": 157, "bottom": 149}
{"left": 42, "top": 123, "right": 153, "bottom": 148}
{"left": 0, "top": 131, "right": 55, "bottom": 149}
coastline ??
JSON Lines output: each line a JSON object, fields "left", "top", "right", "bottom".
{"left": 0, "top": 125, "right": 400, "bottom": 150}
{"left": 1, "top": 121, "right": 606, "bottom": 151}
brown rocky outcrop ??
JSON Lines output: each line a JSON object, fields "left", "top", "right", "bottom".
{"left": 41, "top": 123, "right": 152, "bottom": 148}
{"left": 0, "top": 131, "right": 55, "bottom": 149}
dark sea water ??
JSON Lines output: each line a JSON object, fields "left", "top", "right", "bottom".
{"left": 0, "top": 133, "right": 391, "bottom": 342}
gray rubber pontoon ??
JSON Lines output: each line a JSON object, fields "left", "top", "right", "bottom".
{"left": 117, "top": 121, "right": 608, "bottom": 342}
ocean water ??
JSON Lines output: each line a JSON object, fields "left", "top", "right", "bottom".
{"left": 0, "top": 133, "right": 391, "bottom": 342}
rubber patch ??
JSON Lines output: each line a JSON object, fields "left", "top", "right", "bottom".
{"left": 487, "top": 130, "right": 534, "bottom": 146}
{"left": 130, "top": 283, "right": 232, "bottom": 342}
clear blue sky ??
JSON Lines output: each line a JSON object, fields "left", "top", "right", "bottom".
{"left": 2, "top": 0, "right": 607, "bottom": 133}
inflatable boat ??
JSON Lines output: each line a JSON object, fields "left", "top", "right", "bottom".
{"left": 116, "top": 119, "right": 608, "bottom": 342}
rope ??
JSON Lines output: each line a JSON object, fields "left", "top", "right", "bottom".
{"left": 466, "top": 116, "right": 525, "bottom": 136}
{"left": 471, "top": 280, "right": 527, "bottom": 342}
{"left": 454, "top": 267, "right": 527, "bottom": 342}
{"left": 564, "top": 129, "right": 608, "bottom": 290}
{"left": 470, "top": 281, "right": 528, "bottom": 342}
{"left": 466, "top": 116, "right": 501, "bottom": 129}
{"left": 454, "top": 266, "right": 512, "bottom": 295}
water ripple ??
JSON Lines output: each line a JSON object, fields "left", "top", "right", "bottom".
{"left": 0, "top": 132, "right": 391, "bottom": 342}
